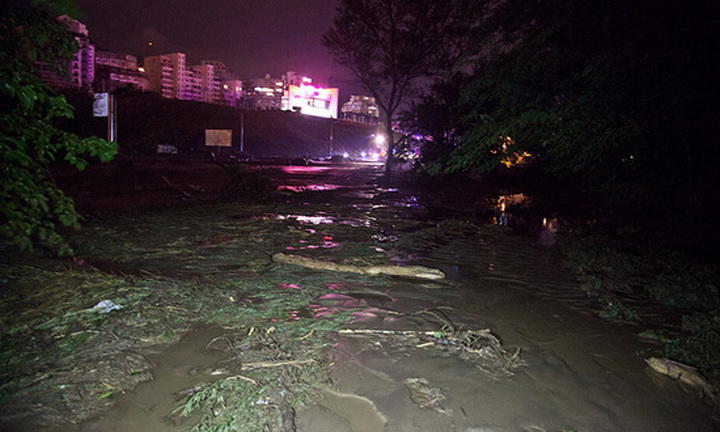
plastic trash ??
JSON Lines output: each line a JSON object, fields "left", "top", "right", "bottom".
{"left": 371, "top": 230, "right": 398, "bottom": 243}
{"left": 91, "top": 299, "right": 124, "bottom": 313}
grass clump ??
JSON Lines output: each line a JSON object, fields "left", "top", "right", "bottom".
{"left": 560, "top": 234, "right": 720, "bottom": 386}
{"left": 0, "top": 195, "right": 395, "bottom": 429}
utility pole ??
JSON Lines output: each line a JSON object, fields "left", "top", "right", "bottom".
{"left": 94, "top": 92, "right": 116, "bottom": 142}
{"left": 329, "top": 119, "right": 334, "bottom": 155}
{"left": 108, "top": 93, "right": 117, "bottom": 142}
{"left": 240, "top": 111, "right": 245, "bottom": 153}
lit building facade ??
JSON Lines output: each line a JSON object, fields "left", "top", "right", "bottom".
{"left": 223, "top": 79, "right": 244, "bottom": 107}
{"left": 36, "top": 15, "right": 95, "bottom": 89}
{"left": 144, "top": 52, "right": 192, "bottom": 100}
{"left": 341, "top": 95, "right": 380, "bottom": 124}
{"left": 201, "top": 60, "right": 229, "bottom": 81}
{"left": 191, "top": 63, "right": 223, "bottom": 104}
{"left": 94, "top": 50, "right": 149, "bottom": 91}
{"left": 285, "top": 82, "right": 339, "bottom": 119}
{"left": 245, "top": 74, "right": 285, "bottom": 110}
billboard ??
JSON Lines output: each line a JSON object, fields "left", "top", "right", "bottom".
{"left": 286, "top": 84, "right": 339, "bottom": 119}
{"left": 205, "top": 129, "right": 232, "bottom": 147}
{"left": 93, "top": 92, "right": 109, "bottom": 117}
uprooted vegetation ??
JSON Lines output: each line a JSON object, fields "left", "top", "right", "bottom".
{"left": 0, "top": 243, "right": 369, "bottom": 428}
{"left": 560, "top": 234, "right": 720, "bottom": 389}
{"left": 0, "top": 196, "right": 522, "bottom": 430}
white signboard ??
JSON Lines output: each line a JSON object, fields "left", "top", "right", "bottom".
{"left": 93, "top": 92, "right": 109, "bottom": 117}
{"left": 205, "top": 129, "right": 232, "bottom": 147}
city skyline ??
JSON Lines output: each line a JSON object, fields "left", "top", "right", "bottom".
{"left": 75, "top": 0, "right": 357, "bottom": 90}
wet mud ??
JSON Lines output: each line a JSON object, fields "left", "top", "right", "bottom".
{"left": 4, "top": 162, "right": 718, "bottom": 431}
{"left": 43, "top": 326, "right": 230, "bottom": 432}
{"left": 304, "top": 236, "right": 718, "bottom": 431}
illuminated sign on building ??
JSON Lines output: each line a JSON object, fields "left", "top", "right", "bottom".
{"left": 285, "top": 83, "right": 339, "bottom": 119}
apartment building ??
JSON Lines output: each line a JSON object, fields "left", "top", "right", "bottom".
{"left": 341, "top": 95, "right": 380, "bottom": 124}
{"left": 191, "top": 63, "right": 222, "bottom": 104}
{"left": 143, "top": 52, "right": 192, "bottom": 99}
{"left": 223, "top": 79, "right": 244, "bottom": 107}
{"left": 36, "top": 15, "right": 94, "bottom": 89}
{"left": 245, "top": 74, "right": 285, "bottom": 110}
{"left": 201, "top": 60, "right": 229, "bottom": 81}
{"left": 94, "top": 50, "right": 149, "bottom": 91}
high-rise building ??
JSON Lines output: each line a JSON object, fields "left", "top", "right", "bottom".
{"left": 94, "top": 50, "right": 149, "bottom": 92}
{"left": 341, "top": 95, "right": 380, "bottom": 124}
{"left": 201, "top": 60, "right": 229, "bottom": 81}
{"left": 36, "top": 15, "right": 94, "bottom": 89}
{"left": 143, "top": 52, "right": 192, "bottom": 100}
{"left": 191, "top": 63, "right": 222, "bottom": 104}
{"left": 245, "top": 74, "right": 285, "bottom": 110}
{"left": 222, "top": 79, "right": 244, "bottom": 107}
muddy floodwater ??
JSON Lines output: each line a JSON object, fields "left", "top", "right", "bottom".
{"left": 302, "top": 238, "right": 717, "bottom": 432}
{"left": 11, "top": 163, "right": 719, "bottom": 432}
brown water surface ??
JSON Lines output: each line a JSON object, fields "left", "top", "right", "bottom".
{"left": 45, "top": 326, "right": 230, "bottom": 432}
{"left": 33, "top": 164, "right": 720, "bottom": 431}
{"left": 299, "top": 235, "right": 719, "bottom": 431}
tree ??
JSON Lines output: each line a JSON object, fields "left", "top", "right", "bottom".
{"left": 0, "top": 1, "right": 117, "bottom": 255}
{"left": 398, "top": 74, "right": 469, "bottom": 170}
{"left": 323, "top": 0, "right": 473, "bottom": 177}
{"left": 440, "top": 0, "right": 719, "bottom": 235}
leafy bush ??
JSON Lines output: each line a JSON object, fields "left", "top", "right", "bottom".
{"left": 0, "top": 1, "right": 117, "bottom": 254}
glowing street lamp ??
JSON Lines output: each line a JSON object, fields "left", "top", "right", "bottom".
{"left": 374, "top": 134, "right": 386, "bottom": 146}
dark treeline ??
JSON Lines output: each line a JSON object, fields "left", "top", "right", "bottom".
{"left": 403, "top": 0, "right": 719, "bottom": 251}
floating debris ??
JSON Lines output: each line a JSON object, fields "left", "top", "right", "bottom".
{"left": 272, "top": 252, "right": 445, "bottom": 280}
{"left": 646, "top": 357, "right": 719, "bottom": 403}
{"left": 371, "top": 230, "right": 399, "bottom": 243}
{"left": 404, "top": 377, "right": 451, "bottom": 415}
{"left": 91, "top": 299, "right": 124, "bottom": 314}
{"left": 338, "top": 326, "right": 524, "bottom": 379}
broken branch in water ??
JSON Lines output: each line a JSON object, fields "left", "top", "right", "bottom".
{"left": 339, "top": 328, "right": 439, "bottom": 336}
{"left": 271, "top": 252, "right": 445, "bottom": 280}
{"left": 240, "top": 359, "right": 314, "bottom": 370}
{"left": 338, "top": 327, "right": 523, "bottom": 378}
{"left": 225, "top": 374, "right": 258, "bottom": 385}
{"left": 645, "top": 357, "right": 719, "bottom": 403}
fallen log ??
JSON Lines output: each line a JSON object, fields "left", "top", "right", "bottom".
{"left": 271, "top": 252, "right": 445, "bottom": 280}
{"left": 645, "top": 357, "right": 719, "bottom": 403}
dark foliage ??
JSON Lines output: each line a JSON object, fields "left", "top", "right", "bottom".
{"left": 323, "top": 0, "right": 476, "bottom": 177}
{"left": 413, "top": 0, "right": 719, "bottom": 245}
{"left": 0, "top": 1, "right": 117, "bottom": 254}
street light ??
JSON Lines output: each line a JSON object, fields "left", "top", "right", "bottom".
{"left": 374, "top": 133, "right": 386, "bottom": 146}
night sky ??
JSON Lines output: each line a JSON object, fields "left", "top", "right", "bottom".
{"left": 76, "top": 0, "right": 358, "bottom": 91}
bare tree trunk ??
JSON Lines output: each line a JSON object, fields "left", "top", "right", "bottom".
{"left": 384, "top": 112, "right": 394, "bottom": 178}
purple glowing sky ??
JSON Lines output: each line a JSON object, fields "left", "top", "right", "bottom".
{"left": 76, "top": 0, "right": 358, "bottom": 90}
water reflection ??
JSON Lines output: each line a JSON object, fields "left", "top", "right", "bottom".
{"left": 392, "top": 195, "right": 421, "bottom": 208}
{"left": 538, "top": 217, "right": 560, "bottom": 246}
{"left": 280, "top": 166, "right": 332, "bottom": 174}
{"left": 491, "top": 193, "right": 561, "bottom": 245}
{"left": 272, "top": 214, "right": 335, "bottom": 225}
{"left": 493, "top": 193, "right": 530, "bottom": 227}
{"left": 277, "top": 184, "right": 341, "bottom": 192}
{"left": 285, "top": 239, "right": 340, "bottom": 250}
{"left": 277, "top": 283, "right": 303, "bottom": 290}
